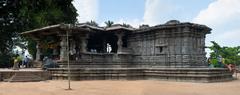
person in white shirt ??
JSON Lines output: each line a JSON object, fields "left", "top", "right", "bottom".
{"left": 107, "top": 43, "right": 112, "bottom": 53}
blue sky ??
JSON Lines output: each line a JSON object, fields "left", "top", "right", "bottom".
{"left": 98, "top": 0, "right": 145, "bottom": 23}
{"left": 73, "top": 0, "right": 240, "bottom": 48}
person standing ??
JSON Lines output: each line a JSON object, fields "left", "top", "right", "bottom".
{"left": 17, "top": 54, "right": 23, "bottom": 68}
{"left": 217, "top": 55, "right": 223, "bottom": 68}
{"left": 13, "top": 54, "right": 20, "bottom": 70}
{"left": 23, "top": 56, "right": 29, "bottom": 68}
{"left": 107, "top": 43, "right": 112, "bottom": 53}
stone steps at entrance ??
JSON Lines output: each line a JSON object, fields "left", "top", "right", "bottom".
{"left": 48, "top": 68, "right": 233, "bottom": 82}
{"left": 0, "top": 69, "right": 50, "bottom": 82}
{"left": 4, "top": 73, "right": 43, "bottom": 82}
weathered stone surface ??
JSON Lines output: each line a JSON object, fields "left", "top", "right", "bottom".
{"left": 0, "top": 69, "right": 50, "bottom": 82}
{"left": 21, "top": 20, "right": 228, "bottom": 82}
{"left": 48, "top": 68, "right": 233, "bottom": 83}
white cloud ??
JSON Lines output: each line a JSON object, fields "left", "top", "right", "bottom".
{"left": 143, "top": 0, "right": 178, "bottom": 25}
{"left": 208, "top": 29, "right": 240, "bottom": 47}
{"left": 143, "top": 0, "right": 165, "bottom": 25}
{"left": 205, "top": 28, "right": 240, "bottom": 57}
{"left": 193, "top": 0, "right": 240, "bottom": 27}
{"left": 193, "top": 0, "right": 240, "bottom": 47}
{"left": 72, "top": 0, "right": 99, "bottom": 22}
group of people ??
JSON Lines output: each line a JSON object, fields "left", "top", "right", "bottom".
{"left": 68, "top": 43, "right": 112, "bottom": 61}
{"left": 42, "top": 56, "right": 59, "bottom": 70}
{"left": 13, "top": 54, "right": 30, "bottom": 70}
{"left": 208, "top": 55, "right": 236, "bottom": 72}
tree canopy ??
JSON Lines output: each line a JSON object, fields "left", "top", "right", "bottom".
{"left": 0, "top": 0, "right": 20, "bottom": 67}
{"left": 0, "top": 0, "right": 78, "bottom": 67}
{"left": 208, "top": 41, "right": 240, "bottom": 67}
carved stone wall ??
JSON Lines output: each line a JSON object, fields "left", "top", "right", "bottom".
{"left": 55, "top": 22, "right": 210, "bottom": 68}
{"left": 128, "top": 25, "right": 208, "bottom": 67}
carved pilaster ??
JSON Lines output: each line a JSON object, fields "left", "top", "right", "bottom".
{"left": 116, "top": 33, "right": 124, "bottom": 53}
{"left": 36, "top": 40, "right": 41, "bottom": 61}
{"left": 60, "top": 35, "right": 68, "bottom": 61}
{"left": 80, "top": 34, "right": 89, "bottom": 53}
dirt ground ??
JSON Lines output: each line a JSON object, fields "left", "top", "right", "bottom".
{"left": 1, "top": 75, "right": 240, "bottom": 95}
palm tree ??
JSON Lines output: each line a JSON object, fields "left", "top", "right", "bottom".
{"left": 86, "top": 20, "right": 99, "bottom": 26}
{"left": 104, "top": 20, "right": 114, "bottom": 27}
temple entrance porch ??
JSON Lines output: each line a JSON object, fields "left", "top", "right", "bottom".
{"left": 22, "top": 24, "right": 131, "bottom": 63}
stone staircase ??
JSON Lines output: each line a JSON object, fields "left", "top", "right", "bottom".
{"left": 4, "top": 72, "right": 44, "bottom": 82}
{"left": 48, "top": 68, "right": 233, "bottom": 82}
{"left": 0, "top": 69, "right": 50, "bottom": 82}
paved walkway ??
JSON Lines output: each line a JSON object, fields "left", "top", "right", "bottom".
{"left": 0, "top": 75, "right": 240, "bottom": 95}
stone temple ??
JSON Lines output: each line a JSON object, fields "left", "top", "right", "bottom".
{"left": 20, "top": 20, "right": 233, "bottom": 82}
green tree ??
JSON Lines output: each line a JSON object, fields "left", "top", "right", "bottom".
{"left": 208, "top": 41, "right": 240, "bottom": 67}
{"left": 0, "top": 0, "right": 20, "bottom": 67}
{"left": 18, "top": 0, "right": 77, "bottom": 29}
{"left": 17, "top": 0, "right": 78, "bottom": 59}
{"left": 0, "top": 0, "right": 78, "bottom": 67}
{"left": 221, "top": 47, "right": 240, "bottom": 65}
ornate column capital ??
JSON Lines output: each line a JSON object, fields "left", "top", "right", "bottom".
{"left": 115, "top": 32, "right": 124, "bottom": 53}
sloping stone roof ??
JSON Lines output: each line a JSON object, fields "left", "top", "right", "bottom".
{"left": 21, "top": 23, "right": 135, "bottom": 35}
{"left": 21, "top": 24, "right": 64, "bottom": 35}
{"left": 21, "top": 20, "right": 211, "bottom": 35}
{"left": 105, "top": 24, "right": 135, "bottom": 31}
{"left": 136, "top": 20, "right": 211, "bottom": 34}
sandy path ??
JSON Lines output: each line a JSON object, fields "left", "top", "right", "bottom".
{"left": 1, "top": 77, "right": 240, "bottom": 95}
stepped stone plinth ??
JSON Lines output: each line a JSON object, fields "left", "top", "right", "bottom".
{"left": 20, "top": 20, "right": 234, "bottom": 83}
{"left": 48, "top": 68, "right": 233, "bottom": 83}
{"left": 0, "top": 68, "right": 50, "bottom": 82}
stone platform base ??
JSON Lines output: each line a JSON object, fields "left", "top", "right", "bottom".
{"left": 48, "top": 68, "right": 233, "bottom": 83}
{"left": 0, "top": 68, "right": 50, "bottom": 82}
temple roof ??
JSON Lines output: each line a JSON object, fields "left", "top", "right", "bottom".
{"left": 105, "top": 24, "right": 135, "bottom": 31}
{"left": 21, "top": 24, "right": 64, "bottom": 35}
{"left": 21, "top": 20, "right": 211, "bottom": 36}
{"left": 136, "top": 20, "right": 212, "bottom": 34}
{"left": 21, "top": 23, "right": 135, "bottom": 36}
{"left": 75, "top": 23, "right": 104, "bottom": 31}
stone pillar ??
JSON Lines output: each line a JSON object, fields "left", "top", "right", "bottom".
{"left": 60, "top": 35, "right": 68, "bottom": 61}
{"left": 70, "top": 39, "right": 76, "bottom": 50}
{"left": 116, "top": 33, "right": 124, "bottom": 53}
{"left": 80, "top": 34, "right": 89, "bottom": 53}
{"left": 102, "top": 38, "right": 107, "bottom": 53}
{"left": 36, "top": 40, "right": 41, "bottom": 61}
{"left": 52, "top": 48, "right": 58, "bottom": 57}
